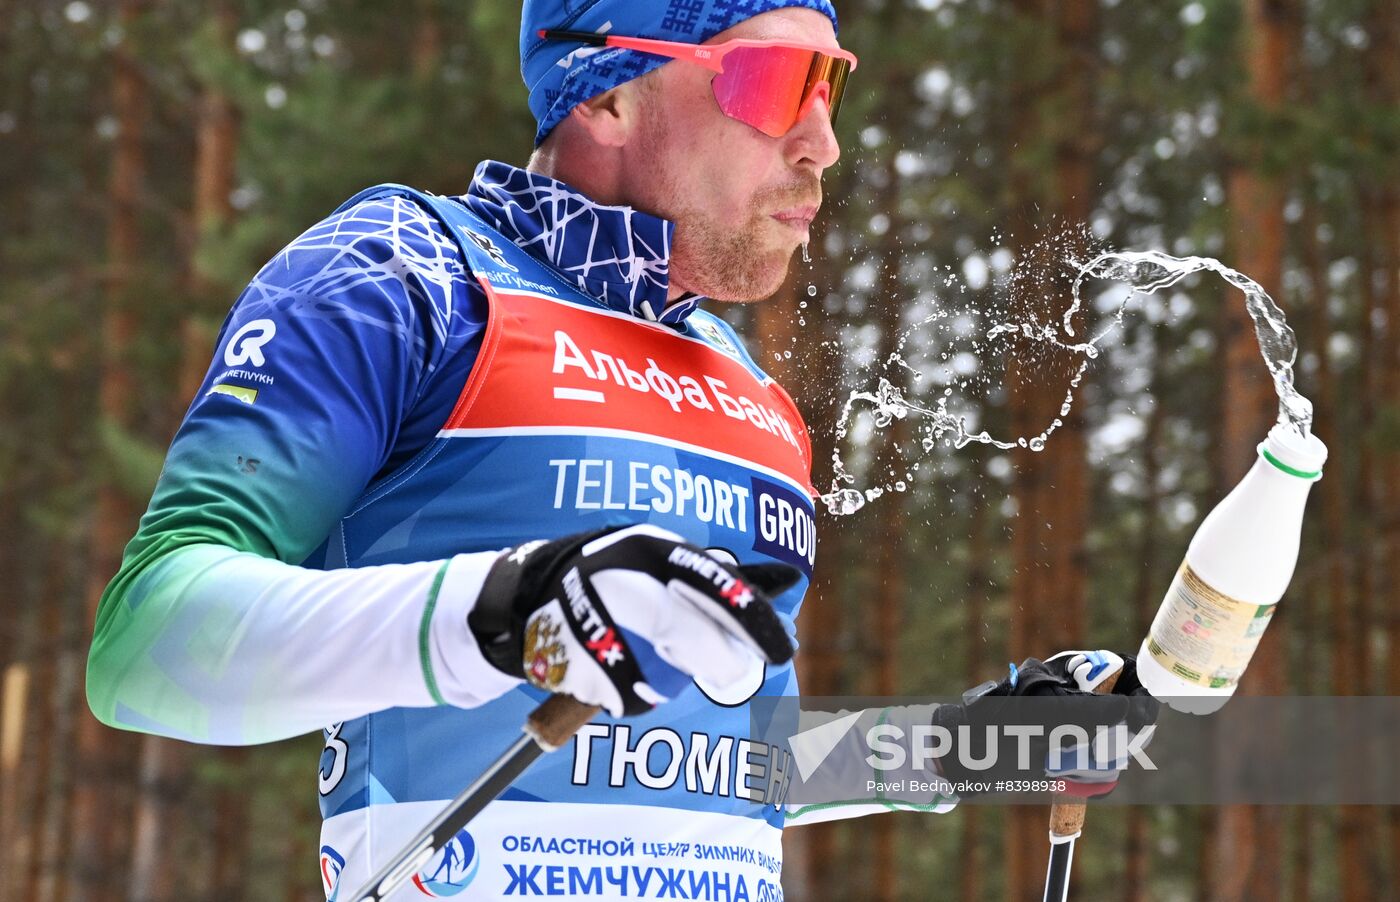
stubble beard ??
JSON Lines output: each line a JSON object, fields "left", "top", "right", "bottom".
{"left": 669, "top": 202, "right": 796, "bottom": 302}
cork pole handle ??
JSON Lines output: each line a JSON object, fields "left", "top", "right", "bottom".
{"left": 525, "top": 694, "right": 603, "bottom": 752}
{"left": 1048, "top": 669, "right": 1121, "bottom": 838}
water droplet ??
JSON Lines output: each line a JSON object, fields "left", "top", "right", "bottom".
{"left": 821, "top": 488, "right": 865, "bottom": 516}
{"left": 806, "top": 284, "right": 817, "bottom": 297}
{"left": 800, "top": 242, "right": 811, "bottom": 264}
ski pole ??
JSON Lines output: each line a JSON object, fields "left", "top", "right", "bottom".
{"left": 1041, "top": 669, "right": 1120, "bottom": 902}
{"left": 348, "top": 694, "right": 600, "bottom": 902}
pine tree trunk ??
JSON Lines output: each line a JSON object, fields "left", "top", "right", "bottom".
{"left": 210, "top": 747, "right": 250, "bottom": 899}
{"left": 1047, "top": 0, "right": 1098, "bottom": 651}
{"left": 284, "top": 795, "right": 315, "bottom": 902}
{"left": 1004, "top": 0, "right": 1098, "bottom": 895}
{"left": 1290, "top": 807, "right": 1311, "bottom": 901}
{"left": 1302, "top": 201, "right": 1362, "bottom": 901}
{"left": 1348, "top": 213, "right": 1379, "bottom": 889}
{"left": 1123, "top": 383, "right": 1165, "bottom": 902}
{"left": 0, "top": 480, "right": 34, "bottom": 895}
{"left": 128, "top": 7, "right": 242, "bottom": 894}
{"left": 129, "top": 738, "right": 190, "bottom": 902}
{"left": 959, "top": 496, "right": 988, "bottom": 902}
{"left": 22, "top": 685, "right": 51, "bottom": 902}
{"left": 866, "top": 478, "right": 905, "bottom": 902}
{"left": 1, "top": 661, "right": 30, "bottom": 895}
{"left": 868, "top": 204, "right": 909, "bottom": 902}
{"left": 37, "top": 555, "right": 85, "bottom": 902}
{"left": 1003, "top": 0, "right": 1052, "bottom": 892}
{"left": 414, "top": 0, "right": 444, "bottom": 83}
{"left": 176, "top": 0, "right": 241, "bottom": 402}
{"left": 1195, "top": 809, "right": 1218, "bottom": 902}
{"left": 1213, "top": 1, "right": 1299, "bottom": 898}
{"left": 69, "top": 2, "right": 149, "bottom": 897}
{"left": 0, "top": 418, "right": 30, "bottom": 900}
{"left": 29, "top": 356, "right": 87, "bottom": 900}
{"left": 1286, "top": 214, "right": 1327, "bottom": 902}
{"left": 196, "top": 38, "right": 245, "bottom": 900}
{"left": 0, "top": 0, "right": 35, "bottom": 241}
{"left": 1362, "top": 1, "right": 1400, "bottom": 889}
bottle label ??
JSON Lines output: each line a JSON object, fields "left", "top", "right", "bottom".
{"left": 1145, "top": 563, "right": 1275, "bottom": 690}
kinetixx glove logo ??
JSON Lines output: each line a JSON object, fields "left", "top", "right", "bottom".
{"left": 562, "top": 568, "right": 626, "bottom": 668}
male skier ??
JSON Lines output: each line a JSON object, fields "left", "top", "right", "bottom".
{"left": 87, "top": 2, "right": 1153, "bottom": 898}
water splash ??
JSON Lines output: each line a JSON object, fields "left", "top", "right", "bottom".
{"left": 1067, "top": 251, "right": 1312, "bottom": 434}
{"left": 820, "top": 250, "right": 1314, "bottom": 516}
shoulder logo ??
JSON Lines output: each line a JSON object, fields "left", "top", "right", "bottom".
{"left": 224, "top": 319, "right": 277, "bottom": 367}
{"left": 464, "top": 230, "right": 518, "bottom": 273}
{"left": 692, "top": 317, "right": 740, "bottom": 359}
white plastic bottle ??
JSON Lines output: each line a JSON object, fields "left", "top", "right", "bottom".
{"left": 1137, "top": 423, "right": 1328, "bottom": 714}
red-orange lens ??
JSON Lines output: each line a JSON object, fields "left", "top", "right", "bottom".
{"left": 712, "top": 46, "right": 850, "bottom": 138}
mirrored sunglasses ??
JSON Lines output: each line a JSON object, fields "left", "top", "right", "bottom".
{"left": 540, "top": 30, "right": 858, "bottom": 138}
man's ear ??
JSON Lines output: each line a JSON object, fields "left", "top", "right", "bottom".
{"left": 565, "top": 81, "right": 644, "bottom": 148}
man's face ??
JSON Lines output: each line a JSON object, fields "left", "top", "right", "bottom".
{"left": 624, "top": 9, "right": 844, "bottom": 303}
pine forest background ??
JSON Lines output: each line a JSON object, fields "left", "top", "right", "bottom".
{"left": 1, "top": 0, "right": 1397, "bottom": 899}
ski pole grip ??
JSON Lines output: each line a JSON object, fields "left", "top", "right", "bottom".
{"left": 525, "top": 695, "right": 602, "bottom": 752}
{"left": 1048, "top": 669, "right": 1121, "bottom": 838}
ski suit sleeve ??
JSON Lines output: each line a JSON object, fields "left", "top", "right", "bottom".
{"left": 86, "top": 196, "right": 519, "bottom": 746}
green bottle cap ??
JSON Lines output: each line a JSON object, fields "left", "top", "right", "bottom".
{"left": 1258, "top": 424, "right": 1326, "bottom": 481}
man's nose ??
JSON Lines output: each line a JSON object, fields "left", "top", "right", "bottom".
{"left": 785, "top": 85, "right": 841, "bottom": 172}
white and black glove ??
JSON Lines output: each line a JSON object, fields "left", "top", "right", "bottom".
{"left": 932, "top": 650, "right": 1159, "bottom": 794}
{"left": 468, "top": 524, "right": 799, "bottom": 717}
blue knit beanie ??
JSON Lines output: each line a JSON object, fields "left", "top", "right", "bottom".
{"left": 521, "top": 0, "right": 839, "bottom": 146}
